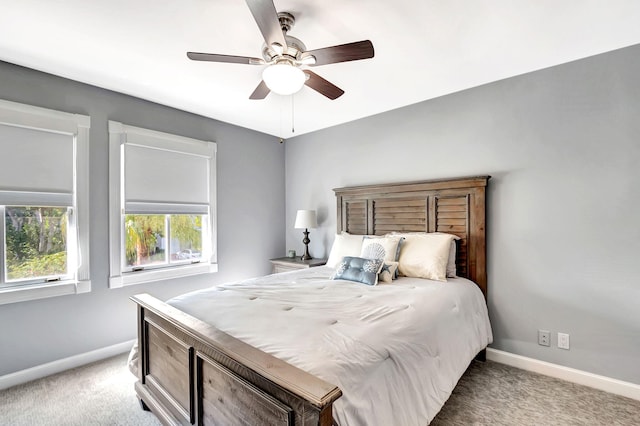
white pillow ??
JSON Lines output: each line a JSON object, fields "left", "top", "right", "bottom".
{"left": 397, "top": 233, "right": 456, "bottom": 281}
{"left": 326, "top": 233, "right": 365, "bottom": 268}
{"left": 360, "top": 236, "right": 403, "bottom": 264}
{"left": 387, "top": 232, "right": 459, "bottom": 277}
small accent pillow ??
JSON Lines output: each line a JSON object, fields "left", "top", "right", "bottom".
{"left": 378, "top": 261, "right": 399, "bottom": 284}
{"left": 326, "top": 233, "right": 365, "bottom": 268}
{"left": 397, "top": 233, "right": 457, "bottom": 281}
{"left": 333, "top": 256, "right": 384, "bottom": 286}
{"left": 360, "top": 236, "right": 403, "bottom": 264}
{"left": 360, "top": 236, "right": 403, "bottom": 281}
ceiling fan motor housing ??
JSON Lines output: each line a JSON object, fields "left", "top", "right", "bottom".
{"left": 262, "top": 12, "right": 306, "bottom": 62}
{"left": 262, "top": 34, "right": 306, "bottom": 62}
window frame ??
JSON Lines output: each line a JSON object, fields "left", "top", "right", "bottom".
{"left": 108, "top": 121, "right": 217, "bottom": 288}
{"left": 0, "top": 99, "right": 91, "bottom": 305}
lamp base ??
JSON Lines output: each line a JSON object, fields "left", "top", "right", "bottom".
{"left": 301, "top": 228, "right": 312, "bottom": 260}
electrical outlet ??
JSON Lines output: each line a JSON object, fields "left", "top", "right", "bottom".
{"left": 538, "top": 330, "right": 550, "bottom": 347}
{"left": 558, "top": 332, "right": 570, "bottom": 350}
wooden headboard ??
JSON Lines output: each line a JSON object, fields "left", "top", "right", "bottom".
{"left": 334, "top": 176, "right": 490, "bottom": 297}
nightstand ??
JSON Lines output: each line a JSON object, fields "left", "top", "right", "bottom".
{"left": 269, "top": 257, "right": 327, "bottom": 274}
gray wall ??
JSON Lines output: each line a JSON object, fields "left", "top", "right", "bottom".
{"left": 285, "top": 45, "right": 640, "bottom": 384}
{"left": 0, "top": 61, "right": 285, "bottom": 376}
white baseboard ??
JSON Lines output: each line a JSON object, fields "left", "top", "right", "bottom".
{"left": 3, "top": 343, "right": 638, "bottom": 401}
{"left": 0, "top": 339, "right": 136, "bottom": 391}
{"left": 487, "top": 348, "right": 640, "bottom": 401}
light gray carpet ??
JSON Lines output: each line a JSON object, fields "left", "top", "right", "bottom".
{"left": 0, "top": 353, "right": 160, "bottom": 426}
{"left": 1, "top": 353, "right": 638, "bottom": 425}
{"left": 431, "top": 360, "right": 640, "bottom": 425}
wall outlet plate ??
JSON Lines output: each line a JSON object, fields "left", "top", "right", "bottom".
{"left": 538, "top": 330, "right": 550, "bottom": 347}
{"left": 558, "top": 332, "right": 570, "bottom": 350}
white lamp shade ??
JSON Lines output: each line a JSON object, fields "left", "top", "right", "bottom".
{"left": 262, "top": 63, "right": 306, "bottom": 95}
{"left": 294, "top": 210, "right": 317, "bottom": 229}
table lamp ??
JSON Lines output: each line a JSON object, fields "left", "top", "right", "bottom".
{"left": 294, "top": 209, "right": 317, "bottom": 260}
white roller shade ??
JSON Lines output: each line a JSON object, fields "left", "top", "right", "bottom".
{"left": 0, "top": 123, "right": 74, "bottom": 206}
{"left": 117, "top": 123, "right": 215, "bottom": 215}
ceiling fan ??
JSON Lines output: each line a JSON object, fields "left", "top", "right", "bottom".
{"left": 186, "top": 0, "right": 374, "bottom": 100}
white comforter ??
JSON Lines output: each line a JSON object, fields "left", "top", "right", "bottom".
{"left": 164, "top": 267, "right": 492, "bottom": 425}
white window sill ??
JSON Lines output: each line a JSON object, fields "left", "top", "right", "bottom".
{"left": 109, "top": 263, "right": 218, "bottom": 288}
{"left": 0, "top": 279, "right": 91, "bottom": 306}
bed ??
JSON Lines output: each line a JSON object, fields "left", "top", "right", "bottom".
{"left": 131, "top": 175, "right": 491, "bottom": 425}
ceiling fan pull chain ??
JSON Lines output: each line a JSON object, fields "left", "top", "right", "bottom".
{"left": 291, "top": 94, "right": 295, "bottom": 133}
{"left": 279, "top": 96, "right": 284, "bottom": 141}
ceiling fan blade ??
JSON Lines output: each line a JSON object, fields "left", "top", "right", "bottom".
{"left": 245, "top": 0, "right": 287, "bottom": 51}
{"left": 303, "top": 40, "right": 374, "bottom": 66}
{"left": 303, "top": 70, "right": 344, "bottom": 100}
{"left": 187, "top": 52, "right": 265, "bottom": 65}
{"left": 249, "top": 80, "right": 270, "bottom": 100}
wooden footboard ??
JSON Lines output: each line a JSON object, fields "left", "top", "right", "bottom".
{"left": 131, "top": 293, "right": 342, "bottom": 426}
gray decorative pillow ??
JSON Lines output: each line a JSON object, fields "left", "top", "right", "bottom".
{"left": 333, "top": 256, "right": 384, "bottom": 286}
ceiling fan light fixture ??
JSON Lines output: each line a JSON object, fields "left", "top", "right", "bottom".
{"left": 262, "top": 62, "right": 305, "bottom": 95}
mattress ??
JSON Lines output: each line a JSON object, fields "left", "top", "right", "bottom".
{"left": 146, "top": 266, "right": 493, "bottom": 425}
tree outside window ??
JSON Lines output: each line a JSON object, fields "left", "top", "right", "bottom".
{"left": 125, "top": 214, "right": 203, "bottom": 268}
{"left": 4, "top": 206, "right": 69, "bottom": 281}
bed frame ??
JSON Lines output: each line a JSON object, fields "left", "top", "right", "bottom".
{"left": 131, "top": 175, "right": 489, "bottom": 425}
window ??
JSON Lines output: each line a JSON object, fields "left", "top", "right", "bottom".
{"left": 0, "top": 99, "right": 90, "bottom": 305}
{"left": 5, "top": 206, "right": 70, "bottom": 281}
{"left": 108, "top": 121, "right": 217, "bottom": 287}
{"left": 124, "top": 213, "right": 204, "bottom": 268}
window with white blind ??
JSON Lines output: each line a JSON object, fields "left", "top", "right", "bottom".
{"left": 0, "top": 99, "right": 91, "bottom": 305}
{"left": 108, "top": 121, "right": 217, "bottom": 288}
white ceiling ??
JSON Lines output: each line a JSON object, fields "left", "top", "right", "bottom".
{"left": 1, "top": 1, "right": 640, "bottom": 138}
